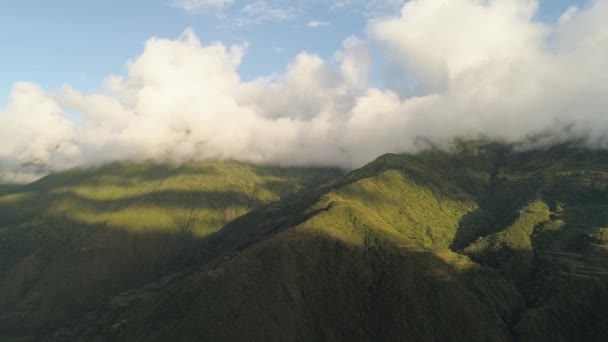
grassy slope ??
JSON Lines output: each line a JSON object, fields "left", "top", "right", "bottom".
{"left": 0, "top": 161, "right": 342, "bottom": 339}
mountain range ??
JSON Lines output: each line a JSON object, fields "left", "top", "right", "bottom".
{"left": 0, "top": 140, "right": 606, "bottom": 341}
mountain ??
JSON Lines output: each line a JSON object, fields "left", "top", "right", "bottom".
{"left": 1, "top": 141, "right": 607, "bottom": 341}
{"left": 0, "top": 161, "right": 342, "bottom": 340}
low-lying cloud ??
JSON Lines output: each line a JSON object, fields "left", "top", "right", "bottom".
{"left": 1, "top": 0, "right": 607, "bottom": 182}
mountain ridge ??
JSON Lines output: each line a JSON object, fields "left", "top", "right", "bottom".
{"left": 1, "top": 141, "right": 607, "bottom": 341}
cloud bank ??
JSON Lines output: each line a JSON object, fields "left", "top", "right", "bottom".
{"left": 1, "top": 0, "right": 607, "bottom": 181}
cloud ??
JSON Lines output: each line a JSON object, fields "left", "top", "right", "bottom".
{"left": 233, "top": 1, "right": 301, "bottom": 26}
{"left": 559, "top": 6, "right": 578, "bottom": 24}
{"left": 371, "top": 0, "right": 546, "bottom": 93}
{"left": 307, "top": 20, "right": 331, "bottom": 28}
{"left": 329, "top": 0, "right": 353, "bottom": 11}
{"left": 330, "top": 1, "right": 353, "bottom": 11}
{"left": 170, "top": 0, "right": 234, "bottom": 12}
{"left": 368, "top": 0, "right": 608, "bottom": 144}
{"left": 1, "top": 0, "right": 608, "bottom": 181}
{"left": 335, "top": 36, "right": 370, "bottom": 87}
{"left": 0, "top": 83, "right": 79, "bottom": 181}
{"left": 365, "top": 0, "right": 408, "bottom": 16}
{"left": 329, "top": 0, "right": 407, "bottom": 17}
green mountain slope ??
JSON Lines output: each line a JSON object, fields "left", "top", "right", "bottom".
{"left": 0, "top": 161, "right": 342, "bottom": 339}
{"left": 2, "top": 141, "right": 608, "bottom": 341}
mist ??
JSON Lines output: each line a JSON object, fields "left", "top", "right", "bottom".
{"left": 1, "top": 0, "right": 607, "bottom": 182}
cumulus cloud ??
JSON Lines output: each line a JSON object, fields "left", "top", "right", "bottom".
{"left": 369, "top": 0, "right": 608, "bottom": 145}
{"left": 0, "top": 83, "right": 80, "bottom": 181}
{"left": 1, "top": 0, "right": 607, "bottom": 181}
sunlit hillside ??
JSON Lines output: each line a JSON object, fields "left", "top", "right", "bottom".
{"left": 0, "top": 161, "right": 342, "bottom": 338}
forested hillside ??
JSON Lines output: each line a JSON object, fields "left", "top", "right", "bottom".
{"left": 1, "top": 141, "right": 607, "bottom": 341}
{"left": 0, "top": 161, "right": 342, "bottom": 340}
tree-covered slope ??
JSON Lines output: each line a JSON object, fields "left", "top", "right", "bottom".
{"left": 3, "top": 141, "right": 608, "bottom": 341}
{"left": 0, "top": 161, "right": 342, "bottom": 339}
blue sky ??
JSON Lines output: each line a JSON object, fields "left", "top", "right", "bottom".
{"left": 0, "top": 0, "right": 588, "bottom": 106}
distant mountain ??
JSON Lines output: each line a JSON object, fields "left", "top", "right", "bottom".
{"left": 1, "top": 141, "right": 607, "bottom": 341}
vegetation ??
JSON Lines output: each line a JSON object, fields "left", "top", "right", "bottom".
{"left": 0, "top": 141, "right": 607, "bottom": 341}
{"left": 0, "top": 161, "right": 342, "bottom": 339}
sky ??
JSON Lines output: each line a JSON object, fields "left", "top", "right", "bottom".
{"left": 0, "top": 0, "right": 587, "bottom": 104}
{"left": 0, "top": 0, "right": 605, "bottom": 182}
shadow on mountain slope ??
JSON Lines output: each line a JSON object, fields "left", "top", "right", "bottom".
{"left": 52, "top": 229, "right": 525, "bottom": 342}
{"left": 0, "top": 181, "right": 342, "bottom": 340}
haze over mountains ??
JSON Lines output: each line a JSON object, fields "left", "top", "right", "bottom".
{"left": 1, "top": 0, "right": 608, "bottom": 183}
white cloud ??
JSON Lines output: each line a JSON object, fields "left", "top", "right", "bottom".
{"left": 369, "top": 0, "right": 608, "bottom": 144}
{"left": 559, "top": 6, "right": 578, "bottom": 24}
{"left": 0, "top": 83, "right": 79, "bottom": 181}
{"left": 365, "top": 0, "right": 407, "bottom": 16}
{"left": 330, "top": 1, "right": 352, "bottom": 11}
{"left": 307, "top": 20, "right": 331, "bottom": 28}
{"left": 329, "top": 0, "right": 407, "bottom": 16}
{"left": 170, "top": 0, "right": 234, "bottom": 12}
{"left": 233, "top": 1, "right": 301, "bottom": 26}
{"left": 335, "top": 36, "right": 370, "bottom": 87}
{"left": 1, "top": 0, "right": 608, "bottom": 181}
{"left": 371, "top": 0, "right": 547, "bottom": 93}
